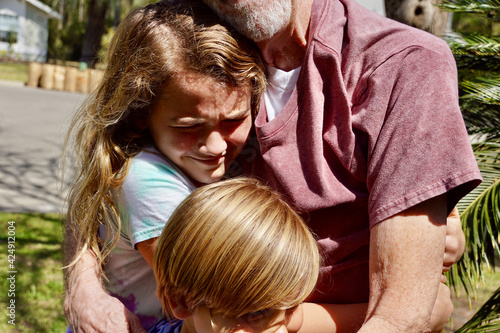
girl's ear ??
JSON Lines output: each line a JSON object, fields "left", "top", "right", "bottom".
{"left": 169, "top": 298, "right": 193, "bottom": 319}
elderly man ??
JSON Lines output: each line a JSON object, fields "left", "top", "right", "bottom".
{"left": 199, "top": 0, "right": 480, "bottom": 331}
{"left": 64, "top": 0, "right": 480, "bottom": 332}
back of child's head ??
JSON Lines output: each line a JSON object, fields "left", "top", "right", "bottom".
{"left": 153, "top": 177, "right": 320, "bottom": 319}
{"left": 66, "top": 0, "right": 266, "bottom": 272}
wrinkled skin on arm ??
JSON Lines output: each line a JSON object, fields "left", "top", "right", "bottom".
{"left": 282, "top": 200, "right": 459, "bottom": 333}
{"left": 359, "top": 194, "right": 448, "bottom": 333}
{"left": 63, "top": 217, "right": 147, "bottom": 333}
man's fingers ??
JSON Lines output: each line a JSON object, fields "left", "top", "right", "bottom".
{"left": 126, "top": 308, "right": 147, "bottom": 333}
{"left": 443, "top": 206, "right": 465, "bottom": 272}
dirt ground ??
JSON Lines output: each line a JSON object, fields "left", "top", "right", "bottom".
{"left": 446, "top": 294, "right": 482, "bottom": 332}
{"left": 444, "top": 267, "right": 499, "bottom": 332}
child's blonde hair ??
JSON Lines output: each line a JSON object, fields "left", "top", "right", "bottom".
{"left": 64, "top": 0, "right": 266, "bottom": 271}
{"left": 153, "top": 177, "right": 320, "bottom": 318}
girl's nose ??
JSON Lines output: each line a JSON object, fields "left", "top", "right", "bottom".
{"left": 200, "top": 131, "right": 227, "bottom": 156}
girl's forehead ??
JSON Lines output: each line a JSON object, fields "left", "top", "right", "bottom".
{"left": 152, "top": 73, "right": 252, "bottom": 120}
{"left": 173, "top": 70, "right": 220, "bottom": 88}
{"left": 158, "top": 70, "right": 250, "bottom": 100}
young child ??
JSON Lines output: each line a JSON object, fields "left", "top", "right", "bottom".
{"left": 65, "top": 0, "right": 266, "bottom": 330}
{"left": 151, "top": 177, "right": 321, "bottom": 333}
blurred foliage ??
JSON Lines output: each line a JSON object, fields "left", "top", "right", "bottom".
{"left": 48, "top": 19, "right": 86, "bottom": 62}
{"left": 41, "top": 0, "right": 156, "bottom": 64}
{"left": 437, "top": 1, "right": 500, "bottom": 331}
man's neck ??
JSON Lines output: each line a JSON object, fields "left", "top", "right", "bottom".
{"left": 256, "top": 0, "right": 313, "bottom": 71}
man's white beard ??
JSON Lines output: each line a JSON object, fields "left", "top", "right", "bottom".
{"left": 205, "top": 0, "right": 292, "bottom": 42}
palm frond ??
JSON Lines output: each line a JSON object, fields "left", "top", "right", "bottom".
{"left": 454, "top": 287, "right": 500, "bottom": 333}
{"left": 421, "top": 0, "right": 500, "bottom": 330}
{"left": 461, "top": 103, "right": 500, "bottom": 140}
{"left": 447, "top": 33, "right": 500, "bottom": 56}
{"left": 460, "top": 76, "right": 500, "bottom": 105}
{"left": 449, "top": 142, "right": 500, "bottom": 295}
{"left": 439, "top": 0, "right": 500, "bottom": 20}
{"left": 446, "top": 33, "right": 500, "bottom": 71}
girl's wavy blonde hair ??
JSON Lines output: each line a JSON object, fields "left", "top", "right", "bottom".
{"left": 64, "top": 0, "right": 266, "bottom": 272}
{"left": 153, "top": 177, "right": 320, "bottom": 318}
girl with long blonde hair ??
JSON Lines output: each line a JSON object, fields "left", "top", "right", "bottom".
{"left": 64, "top": 0, "right": 266, "bottom": 330}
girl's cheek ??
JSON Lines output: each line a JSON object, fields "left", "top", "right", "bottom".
{"left": 169, "top": 132, "right": 200, "bottom": 152}
{"left": 232, "top": 120, "right": 252, "bottom": 146}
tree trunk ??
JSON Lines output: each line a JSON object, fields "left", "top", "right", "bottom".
{"left": 80, "top": 0, "right": 109, "bottom": 68}
{"left": 384, "top": 0, "right": 449, "bottom": 36}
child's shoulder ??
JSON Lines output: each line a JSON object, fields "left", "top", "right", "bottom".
{"left": 121, "top": 147, "right": 196, "bottom": 193}
{"left": 132, "top": 147, "right": 176, "bottom": 170}
{"left": 129, "top": 147, "right": 192, "bottom": 186}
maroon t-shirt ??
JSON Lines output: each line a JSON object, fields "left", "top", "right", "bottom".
{"left": 233, "top": 0, "right": 481, "bottom": 304}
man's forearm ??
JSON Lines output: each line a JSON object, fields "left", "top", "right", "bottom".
{"left": 63, "top": 215, "right": 102, "bottom": 317}
{"left": 62, "top": 213, "right": 101, "bottom": 288}
{"left": 360, "top": 195, "right": 447, "bottom": 332}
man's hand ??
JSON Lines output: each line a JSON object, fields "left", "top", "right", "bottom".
{"left": 63, "top": 249, "right": 147, "bottom": 333}
{"left": 443, "top": 207, "right": 465, "bottom": 272}
{"left": 64, "top": 285, "right": 146, "bottom": 333}
{"left": 63, "top": 213, "right": 147, "bottom": 333}
{"left": 430, "top": 283, "right": 453, "bottom": 333}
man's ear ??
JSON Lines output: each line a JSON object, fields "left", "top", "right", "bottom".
{"left": 169, "top": 297, "right": 193, "bottom": 319}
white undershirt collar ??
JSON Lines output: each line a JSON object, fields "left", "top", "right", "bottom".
{"left": 264, "top": 65, "right": 301, "bottom": 121}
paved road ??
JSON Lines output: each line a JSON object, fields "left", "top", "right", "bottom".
{"left": 0, "top": 80, "right": 87, "bottom": 213}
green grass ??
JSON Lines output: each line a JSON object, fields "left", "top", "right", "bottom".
{"left": 0, "top": 213, "right": 67, "bottom": 332}
{"left": 0, "top": 62, "right": 29, "bottom": 83}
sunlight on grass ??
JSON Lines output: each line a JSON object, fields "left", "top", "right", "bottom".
{"left": 0, "top": 62, "right": 29, "bottom": 83}
{"left": 0, "top": 212, "right": 67, "bottom": 332}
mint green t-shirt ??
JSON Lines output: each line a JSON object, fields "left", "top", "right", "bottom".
{"left": 101, "top": 148, "right": 196, "bottom": 330}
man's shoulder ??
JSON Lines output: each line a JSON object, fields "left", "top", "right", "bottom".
{"left": 306, "top": 0, "right": 454, "bottom": 98}
{"left": 311, "top": 0, "right": 450, "bottom": 64}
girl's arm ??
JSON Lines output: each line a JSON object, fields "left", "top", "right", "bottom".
{"left": 297, "top": 284, "right": 451, "bottom": 333}
{"left": 137, "top": 237, "right": 159, "bottom": 268}
{"left": 299, "top": 302, "right": 367, "bottom": 333}
{"left": 286, "top": 302, "right": 367, "bottom": 333}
